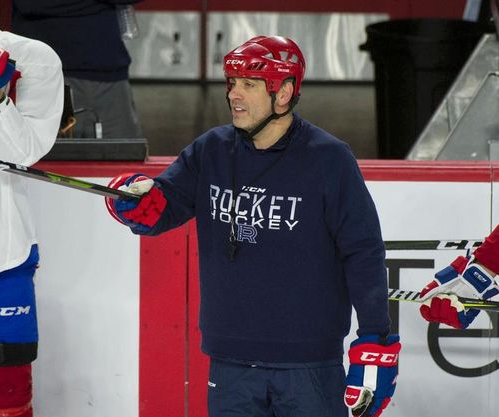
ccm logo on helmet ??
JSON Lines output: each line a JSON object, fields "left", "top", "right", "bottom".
{"left": 226, "top": 59, "right": 245, "bottom": 65}
{"left": 0, "top": 306, "right": 31, "bottom": 316}
{"left": 360, "top": 352, "right": 398, "bottom": 364}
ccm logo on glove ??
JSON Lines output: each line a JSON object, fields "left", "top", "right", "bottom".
{"left": 350, "top": 343, "right": 400, "bottom": 366}
{"left": 358, "top": 352, "right": 398, "bottom": 365}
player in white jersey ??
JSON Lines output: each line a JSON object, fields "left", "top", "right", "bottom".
{"left": 0, "top": 31, "right": 63, "bottom": 417}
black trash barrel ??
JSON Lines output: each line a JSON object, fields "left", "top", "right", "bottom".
{"left": 361, "top": 19, "right": 486, "bottom": 158}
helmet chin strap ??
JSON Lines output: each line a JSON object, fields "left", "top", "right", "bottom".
{"left": 226, "top": 92, "right": 300, "bottom": 140}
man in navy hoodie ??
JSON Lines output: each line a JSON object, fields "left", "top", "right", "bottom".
{"left": 107, "top": 36, "right": 400, "bottom": 417}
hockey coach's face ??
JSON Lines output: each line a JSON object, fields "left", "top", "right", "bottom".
{"left": 227, "top": 77, "right": 272, "bottom": 132}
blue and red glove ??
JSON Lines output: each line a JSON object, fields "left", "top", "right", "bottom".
{"left": 0, "top": 48, "right": 16, "bottom": 89}
{"left": 419, "top": 256, "right": 499, "bottom": 329}
{"left": 105, "top": 173, "right": 167, "bottom": 233}
{"left": 344, "top": 334, "right": 400, "bottom": 417}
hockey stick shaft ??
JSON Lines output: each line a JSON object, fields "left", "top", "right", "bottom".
{"left": 388, "top": 288, "right": 499, "bottom": 311}
{"left": 0, "top": 160, "right": 140, "bottom": 200}
{"left": 384, "top": 240, "right": 483, "bottom": 251}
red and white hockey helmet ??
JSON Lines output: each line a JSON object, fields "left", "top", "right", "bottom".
{"left": 223, "top": 36, "right": 306, "bottom": 98}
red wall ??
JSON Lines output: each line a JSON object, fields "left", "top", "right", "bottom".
{"left": 136, "top": 0, "right": 467, "bottom": 18}
{"left": 0, "top": 0, "right": 468, "bottom": 32}
{"left": 0, "top": 0, "right": 12, "bottom": 30}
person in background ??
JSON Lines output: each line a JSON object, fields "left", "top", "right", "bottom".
{"left": 419, "top": 225, "right": 499, "bottom": 329}
{"left": 11, "top": 0, "right": 142, "bottom": 139}
{"left": 0, "top": 30, "right": 63, "bottom": 417}
{"left": 105, "top": 36, "right": 400, "bottom": 417}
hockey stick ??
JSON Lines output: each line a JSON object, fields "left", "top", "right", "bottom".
{"left": 388, "top": 288, "right": 499, "bottom": 311}
{"left": 0, "top": 160, "right": 140, "bottom": 200}
{"left": 384, "top": 240, "right": 483, "bottom": 251}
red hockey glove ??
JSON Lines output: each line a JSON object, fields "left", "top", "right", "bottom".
{"left": 344, "top": 334, "right": 401, "bottom": 417}
{"left": 0, "top": 48, "right": 16, "bottom": 89}
{"left": 419, "top": 256, "right": 498, "bottom": 329}
{"left": 105, "top": 173, "right": 167, "bottom": 233}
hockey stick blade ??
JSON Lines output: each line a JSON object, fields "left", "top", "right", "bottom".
{"left": 0, "top": 160, "right": 140, "bottom": 200}
{"left": 388, "top": 288, "right": 499, "bottom": 311}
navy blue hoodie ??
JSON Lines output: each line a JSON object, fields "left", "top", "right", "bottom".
{"left": 147, "top": 114, "right": 390, "bottom": 363}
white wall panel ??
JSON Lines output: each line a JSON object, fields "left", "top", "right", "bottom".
{"left": 207, "top": 12, "right": 387, "bottom": 81}
{"left": 367, "top": 181, "right": 492, "bottom": 240}
{"left": 127, "top": 12, "right": 201, "bottom": 79}
{"left": 29, "top": 178, "right": 140, "bottom": 417}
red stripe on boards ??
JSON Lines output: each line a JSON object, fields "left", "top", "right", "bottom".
{"left": 139, "top": 228, "right": 188, "bottom": 417}
{"left": 35, "top": 159, "right": 498, "bottom": 183}
{"left": 36, "top": 157, "right": 174, "bottom": 178}
{"left": 359, "top": 160, "right": 496, "bottom": 182}
{"left": 187, "top": 222, "right": 210, "bottom": 417}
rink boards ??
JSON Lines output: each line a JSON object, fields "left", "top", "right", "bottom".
{"left": 28, "top": 159, "right": 499, "bottom": 417}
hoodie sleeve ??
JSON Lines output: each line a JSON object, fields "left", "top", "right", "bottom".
{"left": 139, "top": 139, "right": 202, "bottom": 236}
{"left": 324, "top": 142, "right": 390, "bottom": 337}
